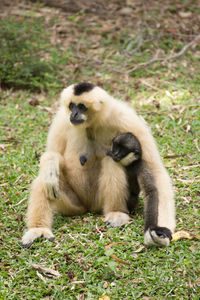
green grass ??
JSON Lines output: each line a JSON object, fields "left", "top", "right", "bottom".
{"left": 0, "top": 0, "right": 200, "bottom": 299}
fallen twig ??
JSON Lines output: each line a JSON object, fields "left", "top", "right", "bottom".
{"left": 164, "top": 154, "right": 187, "bottom": 159}
{"left": 176, "top": 178, "right": 200, "bottom": 183}
{"left": 128, "top": 34, "right": 200, "bottom": 72}
{"left": 194, "top": 139, "right": 200, "bottom": 152}
{"left": 30, "top": 264, "right": 60, "bottom": 278}
{"left": 12, "top": 197, "right": 26, "bottom": 206}
{"left": 105, "top": 242, "right": 130, "bottom": 266}
{"left": 181, "top": 164, "right": 200, "bottom": 170}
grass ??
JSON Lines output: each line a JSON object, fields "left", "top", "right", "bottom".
{"left": 0, "top": 0, "right": 200, "bottom": 299}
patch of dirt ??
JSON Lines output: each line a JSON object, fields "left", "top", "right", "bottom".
{"left": 1, "top": 0, "right": 200, "bottom": 90}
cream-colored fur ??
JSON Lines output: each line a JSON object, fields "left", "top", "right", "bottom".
{"left": 22, "top": 84, "right": 175, "bottom": 247}
{"left": 144, "top": 228, "right": 170, "bottom": 247}
{"left": 120, "top": 152, "right": 139, "bottom": 167}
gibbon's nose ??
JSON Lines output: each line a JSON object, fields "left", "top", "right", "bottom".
{"left": 72, "top": 111, "right": 78, "bottom": 118}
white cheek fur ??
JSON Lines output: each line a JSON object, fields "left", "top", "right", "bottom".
{"left": 120, "top": 152, "right": 138, "bottom": 166}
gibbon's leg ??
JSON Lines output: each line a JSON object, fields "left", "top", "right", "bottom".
{"left": 98, "top": 156, "right": 130, "bottom": 227}
{"left": 56, "top": 185, "right": 86, "bottom": 216}
{"left": 138, "top": 162, "right": 172, "bottom": 246}
{"left": 22, "top": 152, "right": 86, "bottom": 248}
{"left": 127, "top": 194, "right": 139, "bottom": 214}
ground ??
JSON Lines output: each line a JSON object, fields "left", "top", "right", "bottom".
{"left": 0, "top": 0, "right": 200, "bottom": 299}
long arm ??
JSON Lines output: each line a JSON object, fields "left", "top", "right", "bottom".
{"left": 138, "top": 161, "right": 172, "bottom": 246}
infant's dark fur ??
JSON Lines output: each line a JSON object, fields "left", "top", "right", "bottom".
{"left": 107, "top": 132, "right": 172, "bottom": 244}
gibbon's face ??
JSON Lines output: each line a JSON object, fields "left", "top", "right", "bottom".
{"left": 107, "top": 133, "right": 142, "bottom": 166}
{"left": 69, "top": 101, "right": 88, "bottom": 125}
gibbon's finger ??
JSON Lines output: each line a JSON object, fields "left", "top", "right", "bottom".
{"left": 144, "top": 227, "right": 172, "bottom": 247}
{"left": 44, "top": 183, "right": 59, "bottom": 200}
{"left": 105, "top": 212, "right": 130, "bottom": 227}
{"left": 44, "top": 161, "right": 60, "bottom": 200}
{"left": 21, "top": 227, "right": 54, "bottom": 248}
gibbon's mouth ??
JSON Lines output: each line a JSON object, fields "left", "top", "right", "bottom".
{"left": 70, "top": 119, "right": 85, "bottom": 125}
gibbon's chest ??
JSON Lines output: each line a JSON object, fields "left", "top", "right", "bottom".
{"left": 87, "top": 126, "right": 119, "bottom": 148}
{"left": 63, "top": 128, "right": 99, "bottom": 202}
{"left": 63, "top": 147, "right": 101, "bottom": 206}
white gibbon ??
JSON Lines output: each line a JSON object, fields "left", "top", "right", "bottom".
{"left": 21, "top": 82, "right": 175, "bottom": 248}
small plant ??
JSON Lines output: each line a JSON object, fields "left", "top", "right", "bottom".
{"left": 0, "top": 17, "right": 62, "bottom": 91}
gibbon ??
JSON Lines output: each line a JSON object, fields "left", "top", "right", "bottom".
{"left": 21, "top": 82, "right": 175, "bottom": 248}
{"left": 107, "top": 132, "right": 172, "bottom": 246}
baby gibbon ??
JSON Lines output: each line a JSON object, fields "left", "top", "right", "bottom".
{"left": 22, "top": 82, "right": 175, "bottom": 248}
{"left": 107, "top": 132, "right": 172, "bottom": 246}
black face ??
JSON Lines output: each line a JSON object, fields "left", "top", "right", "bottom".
{"left": 107, "top": 132, "right": 142, "bottom": 162}
{"left": 69, "top": 102, "right": 88, "bottom": 125}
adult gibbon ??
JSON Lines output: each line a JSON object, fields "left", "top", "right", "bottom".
{"left": 21, "top": 82, "right": 175, "bottom": 248}
{"left": 107, "top": 132, "right": 172, "bottom": 246}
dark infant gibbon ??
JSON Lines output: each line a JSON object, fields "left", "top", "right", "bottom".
{"left": 107, "top": 132, "right": 172, "bottom": 246}
{"left": 22, "top": 82, "right": 175, "bottom": 248}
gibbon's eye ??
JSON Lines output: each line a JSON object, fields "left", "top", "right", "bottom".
{"left": 69, "top": 102, "right": 75, "bottom": 111}
{"left": 77, "top": 103, "right": 88, "bottom": 112}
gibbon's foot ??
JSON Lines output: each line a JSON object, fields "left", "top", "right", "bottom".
{"left": 105, "top": 212, "right": 130, "bottom": 227}
{"left": 21, "top": 227, "right": 54, "bottom": 248}
{"left": 144, "top": 227, "right": 172, "bottom": 247}
{"left": 44, "top": 161, "right": 59, "bottom": 200}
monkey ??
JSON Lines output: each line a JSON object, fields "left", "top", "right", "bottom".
{"left": 21, "top": 82, "right": 175, "bottom": 248}
{"left": 107, "top": 132, "right": 172, "bottom": 246}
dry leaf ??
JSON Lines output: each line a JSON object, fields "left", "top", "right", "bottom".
{"left": 30, "top": 264, "right": 60, "bottom": 278}
{"left": 0, "top": 144, "right": 11, "bottom": 150}
{"left": 118, "top": 7, "right": 133, "bottom": 15}
{"left": 134, "top": 245, "right": 145, "bottom": 253}
{"left": 178, "top": 11, "right": 192, "bottom": 18}
{"left": 172, "top": 231, "right": 200, "bottom": 242}
{"left": 0, "top": 183, "right": 8, "bottom": 187}
{"left": 99, "top": 296, "right": 110, "bottom": 300}
{"left": 36, "top": 271, "right": 47, "bottom": 283}
{"left": 29, "top": 98, "right": 39, "bottom": 106}
{"left": 177, "top": 178, "right": 200, "bottom": 183}
{"left": 37, "top": 105, "right": 52, "bottom": 113}
{"left": 103, "top": 282, "right": 108, "bottom": 288}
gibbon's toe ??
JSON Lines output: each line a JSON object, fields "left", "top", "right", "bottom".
{"left": 48, "top": 237, "right": 55, "bottom": 242}
{"left": 144, "top": 227, "right": 172, "bottom": 247}
{"left": 105, "top": 212, "right": 130, "bottom": 227}
{"left": 21, "top": 227, "right": 54, "bottom": 248}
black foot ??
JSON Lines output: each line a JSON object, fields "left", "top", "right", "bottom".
{"left": 144, "top": 226, "right": 172, "bottom": 246}
{"left": 152, "top": 226, "right": 172, "bottom": 240}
